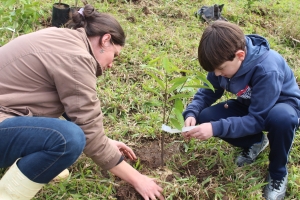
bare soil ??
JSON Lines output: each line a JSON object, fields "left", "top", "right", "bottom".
{"left": 114, "top": 138, "right": 217, "bottom": 200}
{"left": 115, "top": 139, "right": 180, "bottom": 199}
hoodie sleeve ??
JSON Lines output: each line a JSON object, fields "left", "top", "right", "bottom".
{"left": 183, "top": 72, "right": 224, "bottom": 120}
{"left": 211, "top": 68, "right": 283, "bottom": 138}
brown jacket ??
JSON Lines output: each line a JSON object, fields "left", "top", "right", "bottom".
{"left": 0, "top": 27, "right": 120, "bottom": 170}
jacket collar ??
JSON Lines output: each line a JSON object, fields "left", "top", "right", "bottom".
{"left": 76, "top": 28, "right": 103, "bottom": 76}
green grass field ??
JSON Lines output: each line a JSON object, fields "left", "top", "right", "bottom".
{"left": 0, "top": 0, "right": 300, "bottom": 199}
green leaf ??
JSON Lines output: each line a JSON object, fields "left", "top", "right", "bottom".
{"left": 170, "top": 117, "right": 182, "bottom": 131}
{"left": 183, "top": 143, "right": 189, "bottom": 152}
{"left": 248, "top": 182, "right": 268, "bottom": 192}
{"left": 20, "top": 0, "right": 28, "bottom": 7}
{"left": 144, "top": 100, "right": 163, "bottom": 107}
{"left": 145, "top": 72, "right": 165, "bottom": 90}
{"left": 5, "top": 0, "right": 17, "bottom": 7}
{"left": 148, "top": 56, "right": 161, "bottom": 66}
{"left": 174, "top": 98, "right": 184, "bottom": 111}
{"left": 168, "top": 77, "right": 188, "bottom": 93}
{"left": 184, "top": 84, "right": 205, "bottom": 88}
{"left": 0, "top": 27, "right": 15, "bottom": 32}
{"left": 167, "top": 92, "right": 195, "bottom": 102}
{"left": 142, "top": 84, "right": 163, "bottom": 98}
{"left": 195, "top": 72, "right": 215, "bottom": 92}
{"left": 142, "top": 66, "right": 164, "bottom": 76}
{"left": 173, "top": 108, "right": 184, "bottom": 127}
{"left": 162, "top": 57, "right": 171, "bottom": 73}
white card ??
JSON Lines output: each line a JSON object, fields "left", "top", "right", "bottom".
{"left": 161, "top": 124, "right": 196, "bottom": 134}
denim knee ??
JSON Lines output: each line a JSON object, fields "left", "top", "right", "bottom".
{"left": 61, "top": 121, "right": 86, "bottom": 164}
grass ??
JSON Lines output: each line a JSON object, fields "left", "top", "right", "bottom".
{"left": 1, "top": 0, "right": 300, "bottom": 199}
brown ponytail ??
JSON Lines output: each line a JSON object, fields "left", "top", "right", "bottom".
{"left": 67, "top": 4, "right": 125, "bottom": 46}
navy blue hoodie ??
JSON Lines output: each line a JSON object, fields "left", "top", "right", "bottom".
{"left": 183, "top": 34, "right": 300, "bottom": 138}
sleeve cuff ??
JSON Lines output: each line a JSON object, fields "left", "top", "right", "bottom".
{"left": 116, "top": 155, "right": 124, "bottom": 166}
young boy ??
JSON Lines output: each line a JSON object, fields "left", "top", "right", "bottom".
{"left": 182, "top": 21, "right": 300, "bottom": 199}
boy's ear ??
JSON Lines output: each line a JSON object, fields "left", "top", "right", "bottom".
{"left": 236, "top": 50, "right": 245, "bottom": 61}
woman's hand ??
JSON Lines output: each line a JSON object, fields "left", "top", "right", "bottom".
{"left": 109, "top": 139, "right": 136, "bottom": 160}
{"left": 110, "top": 161, "right": 164, "bottom": 200}
{"left": 132, "top": 174, "right": 164, "bottom": 200}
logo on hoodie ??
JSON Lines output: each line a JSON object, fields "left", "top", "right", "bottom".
{"left": 236, "top": 85, "right": 252, "bottom": 99}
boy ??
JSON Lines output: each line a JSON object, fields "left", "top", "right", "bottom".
{"left": 182, "top": 21, "right": 300, "bottom": 200}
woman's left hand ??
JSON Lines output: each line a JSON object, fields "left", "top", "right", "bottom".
{"left": 109, "top": 139, "right": 137, "bottom": 160}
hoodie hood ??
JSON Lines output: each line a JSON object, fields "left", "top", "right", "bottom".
{"left": 235, "top": 34, "right": 270, "bottom": 76}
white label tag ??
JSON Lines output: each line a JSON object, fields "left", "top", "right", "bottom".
{"left": 161, "top": 124, "right": 196, "bottom": 134}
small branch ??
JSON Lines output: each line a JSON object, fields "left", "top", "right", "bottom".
{"left": 10, "top": 29, "right": 15, "bottom": 41}
{"left": 290, "top": 36, "right": 300, "bottom": 43}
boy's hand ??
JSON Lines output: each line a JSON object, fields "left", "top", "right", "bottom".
{"left": 182, "top": 117, "right": 196, "bottom": 139}
{"left": 184, "top": 116, "right": 196, "bottom": 126}
{"left": 182, "top": 123, "right": 213, "bottom": 141}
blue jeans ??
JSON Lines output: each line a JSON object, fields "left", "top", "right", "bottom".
{"left": 0, "top": 116, "right": 86, "bottom": 184}
{"left": 198, "top": 99, "right": 299, "bottom": 179}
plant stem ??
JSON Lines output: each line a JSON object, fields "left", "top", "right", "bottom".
{"left": 161, "top": 73, "right": 188, "bottom": 167}
{"left": 161, "top": 72, "right": 168, "bottom": 167}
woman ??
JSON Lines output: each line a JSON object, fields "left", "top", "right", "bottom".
{"left": 0, "top": 4, "right": 164, "bottom": 200}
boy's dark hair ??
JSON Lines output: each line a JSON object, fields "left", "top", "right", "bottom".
{"left": 67, "top": 4, "right": 125, "bottom": 47}
{"left": 198, "top": 21, "right": 245, "bottom": 72}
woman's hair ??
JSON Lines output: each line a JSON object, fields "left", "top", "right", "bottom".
{"left": 67, "top": 4, "right": 125, "bottom": 47}
{"left": 198, "top": 21, "right": 245, "bottom": 72}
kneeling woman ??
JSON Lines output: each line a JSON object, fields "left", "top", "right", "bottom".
{"left": 0, "top": 4, "right": 164, "bottom": 200}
